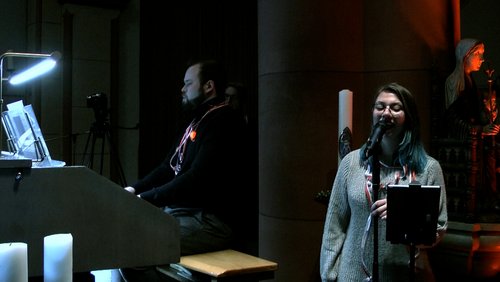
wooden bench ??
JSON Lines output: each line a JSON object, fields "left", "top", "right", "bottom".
{"left": 157, "top": 249, "right": 278, "bottom": 282}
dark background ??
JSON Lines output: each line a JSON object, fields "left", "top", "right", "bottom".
{"left": 138, "top": 1, "right": 258, "bottom": 177}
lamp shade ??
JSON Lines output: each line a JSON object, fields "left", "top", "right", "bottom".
{"left": 4, "top": 51, "right": 61, "bottom": 85}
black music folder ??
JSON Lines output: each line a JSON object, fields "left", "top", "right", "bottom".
{"left": 386, "top": 183, "right": 441, "bottom": 246}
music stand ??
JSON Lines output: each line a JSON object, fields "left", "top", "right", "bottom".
{"left": 386, "top": 183, "right": 441, "bottom": 281}
{"left": 1, "top": 100, "right": 65, "bottom": 167}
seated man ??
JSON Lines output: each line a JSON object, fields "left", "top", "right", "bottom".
{"left": 121, "top": 59, "right": 249, "bottom": 282}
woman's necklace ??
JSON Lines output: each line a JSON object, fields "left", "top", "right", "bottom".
{"left": 364, "top": 162, "right": 412, "bottom": 207}
{"left": 379, "top": 160, "right": 399, "bottom": 169}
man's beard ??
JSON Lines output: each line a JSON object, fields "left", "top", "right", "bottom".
{"left": 181, "top": 92, "right": 205, "bottom": 113}
{"left": 181, "top": 96, "right": 193, "bottom": 112}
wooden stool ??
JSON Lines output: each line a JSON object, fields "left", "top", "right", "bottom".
{"left": 157, "top": 249, "right": 278, "bottom": 282}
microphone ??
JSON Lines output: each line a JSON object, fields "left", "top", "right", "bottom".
{"left": 364, "top": 117, "right": 395, "bottom": 158}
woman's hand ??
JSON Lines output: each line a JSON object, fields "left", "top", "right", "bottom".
{"left": 371, "top": 198, "right": 387, "bottom": 219}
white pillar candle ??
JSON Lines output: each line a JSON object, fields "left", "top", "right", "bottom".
{"left": 338, "top": 89, "right": 353, "bottom": 165}
{"left": 0, "top": 242, "right": 28, "bottom": 282}
{"left": 44, "top": 233, "right": 73, "bottom": 282}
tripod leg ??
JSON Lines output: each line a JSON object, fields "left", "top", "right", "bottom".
{"left": 105, "top": 130, "right": 127, "bottom": 186}
{"left": 99, "top": 132, "right": 105, "bottom": 175}
{"left": 81, "top": 131, "right": 93, "bottom": 167}
{"left": 88, "top": 132, "right": 98, "bottom": 169}
{"left": 80, "top": 122, "right": 127, "bottom": 186}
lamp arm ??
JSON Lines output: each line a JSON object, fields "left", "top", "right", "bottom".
{"left": 0, "top": 51, "right": 59, "bottom": 60}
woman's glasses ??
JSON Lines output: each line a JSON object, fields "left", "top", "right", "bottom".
{"left": 373, "top": 102, "right": 404, "bottom": 113}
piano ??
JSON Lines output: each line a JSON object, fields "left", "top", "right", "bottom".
{"left": 0, "top": 162, "right": 180, "bottom": 277}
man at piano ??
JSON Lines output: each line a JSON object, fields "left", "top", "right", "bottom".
{"left": 120, "top": 59, "right": 249, "bottom": 281}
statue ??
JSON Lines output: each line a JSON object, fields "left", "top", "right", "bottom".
{"left": 445, "top": 38, "right": 500, "bottom": 213}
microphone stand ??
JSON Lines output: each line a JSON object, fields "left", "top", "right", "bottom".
{"left": 370, "top": 147, "right": 380, "bottom": 282}
{"left": 364, "top": 119, "right": 393, "bottom": 282}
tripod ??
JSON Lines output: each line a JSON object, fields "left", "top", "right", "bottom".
{"left": 81, "top": 119, "right": 127, "bottom": 186}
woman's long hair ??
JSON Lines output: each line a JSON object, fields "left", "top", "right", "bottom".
{"left": 360, "top": 82, "right": 428, "bottom": 174}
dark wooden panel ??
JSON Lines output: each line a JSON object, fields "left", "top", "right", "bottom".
{"left": 0, "top": 166, "right": 180, "bottom": 276}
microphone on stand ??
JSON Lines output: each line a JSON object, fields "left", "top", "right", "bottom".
{"left": 364, "top": 116, "right": 394, "bottom": 282}
{"left": 364, "top": 117, "right": 395, "bottom": 158}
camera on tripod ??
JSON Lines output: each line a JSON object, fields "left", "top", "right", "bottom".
{"left": 81, "top": 92, "right": 127, "bottom": 186}
{"left": 86, "top": 93, "right": 109, "bottom": 124}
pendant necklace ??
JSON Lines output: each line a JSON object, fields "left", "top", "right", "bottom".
{"left": 169, "top": 101, "right": 228, "bottom": 174}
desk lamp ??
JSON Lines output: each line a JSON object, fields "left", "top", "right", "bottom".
{"left": 0, "top": 51, "right": 61, "bottom": 155}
